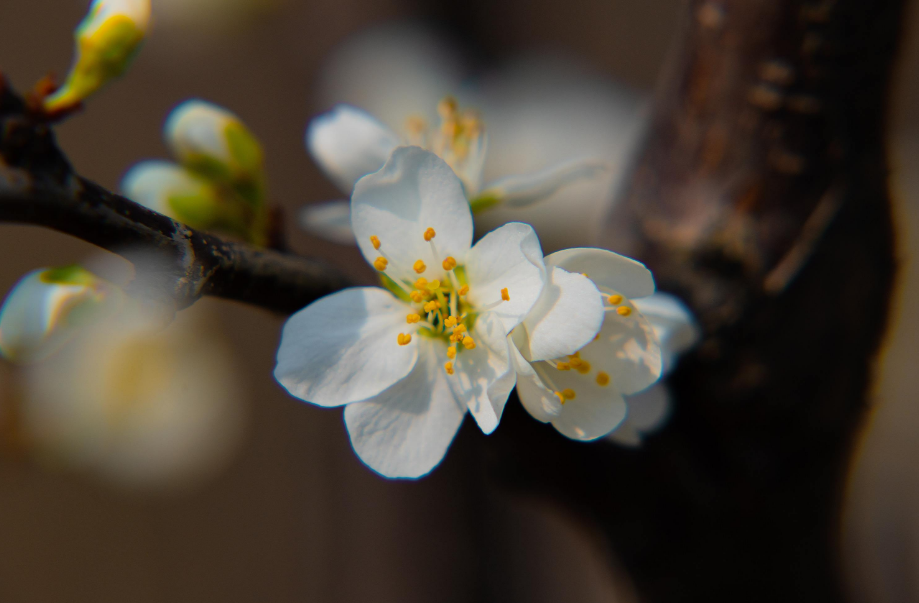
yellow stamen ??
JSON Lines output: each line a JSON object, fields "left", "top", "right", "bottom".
{"left": 410, "top": 291, "right": 424, "bottom": 303}
{"left": 373, "top": 257, "right": 388, "bottom": 271}
{"left": 569, "top": 357, "right": 583, "bottom": 368}
{"left": 428, "top": 279, "right": 441, "bottom": 290}
{"left": 397, "top": 333, "right": 412, "bottom": 346}
{"left": 424, "top": 227, "right": 436, "bottom": 242}
{"left": 576, "top": 361, "right": 592, "bottom": 374}
{"left": 596, "top": 372, "right": 610, "bottom": 386}
{"left": 449, "top": 332, "right": 462, "bottom": 343}
{"left": 462, "top": 336, "right": 476, "bottom": 350}
{"left": 444, "top": 361, "right": 455, "bottom": 375}
{"left": 438, "top": 97, "right": 458, "bottom": 118}
{"left": 442, "top": 256, "right": 457, "bottom": 270}
{"left": 555, "top": 391, "right": 566, "bottom": 405}
{"left": 406, "top": 313, "right": 421, "bottom": 324}
{"left": 556, "top": 362, "right": 571, "bottom": 371}
{"left": 501, "top": 287, "right": 510, "bottom": 301}
{"left": 570, "top": 352, "right": 581, "bottom": 358}
{"left": 561, "top": 388, "right": 576, "bottom": 400}
{"left": 617, "top": 306, "right": 632, "bottom": 316}
{"left": 414, "top": 277, "right": 428, "bottom": 290}
{"left": 444, "top": 316, "right": 457, "bottom": 328}
{"left": 424, "top": 300, "right": 440, "bottom": 312}
{"left": 447, "top": 346, "right": 457, "bottom": 359}
{"left": 458, "top": 285, "right": 470, "bottom": 296}
{"left": 608, "top": 294, "right": 623, "bottom": 305}
{"left": 370, "top": 235, "right": 381, "bottom": 250}
{"left": 413, "top": 259, "right": 427, "bottom": 274}
{"left": 452, "top": 323, "right": 467, "bottom": 335}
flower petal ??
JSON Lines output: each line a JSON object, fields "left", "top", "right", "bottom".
{"left": 551, "top": 387, "right": 627, "bottom": 441}
{"left": 274, "top": 287, "right": 418, "bottom": 407}
{"left": 352, "top": 147, "right": 473, "bottom": 283}
{"left": 546, "top": 248, "right": 655, "bottom": 300}
{"left": 509, "top": 333, "right": 562, "bottom": 423}
{"left": 608, "top": 384, "right": 672, "bottom": 447}
{"left": 448, "top": 312, "right": 514, "bottom": 435}
{"left": 344, "top": 337, "right": 466, "bottom": 479}
{"left": 477, "top": 159, "right": 610, "bottom": 208}
{"left": 464, "top": 222, "right": 546, "bottom": 333}
{"left": 590, "top": 295, "right": 662, "bottom": 395}
{"left": 299, "top": 200, "right": 355, "bottom": 245}
{"left": 633, "top": 293, "right": 700, "bottom": 374}
{"left": 519, "top": 266, "right": 603, "bottom": 362}
{"left": 306, "top": 105, "right": 400, "bottom": 194}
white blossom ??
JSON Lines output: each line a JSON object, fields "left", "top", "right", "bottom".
{"left": 275, "top": 147, "right": 595, "bottom": 478}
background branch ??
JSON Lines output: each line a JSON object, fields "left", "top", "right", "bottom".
{"left": 0, "top": 78, "right": 348, "bottom": 314}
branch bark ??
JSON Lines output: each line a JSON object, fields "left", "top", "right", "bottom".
{"left": 0, "top": 78, "right": 348, "bottom": 314}
{"left": 486, "top": 1, "right": 903, "bottom": 601}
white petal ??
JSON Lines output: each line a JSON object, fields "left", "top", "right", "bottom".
{"left": 546, "top": 248, "right": 655, "bottom": 299}
{"left": 306, "top": 105, "right": 400, "bottom": 193}
{"left": 478, "top": 159, "right": 610, "bottom": 208}
{"left": 551, "top": 388, "right": 627, "bottom": 441}
{"left": 274, "top": 288, "right": 418, "bottom": 407}
{"left": 591, "top": 296, "right": 662, "bottom": 395}
{"left": 344, "top": 338, "right": 466, "bottom": 479}
{"left": 607, "top": 384, "right": 672, "bottom": 447}
{"left": 448, "top": 312, "right": 514, "bottom": 435}
{"left": 299, "top": 200, "right": 355, "bottom": 245}
{"left": 633, "top": 293, "right": 700, "bottom": 374}
{"left": 464, "top": 222, "right": 546, "bottom": 333}
{"left": 520, "top": 266, "right": 603, "bottom": 362}
{"left": 509, "top": 333, "right": 561, "bottom": 423}
{"left": 351, "top": 146, "right": 473, "bottom": 283}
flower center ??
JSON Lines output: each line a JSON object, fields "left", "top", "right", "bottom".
{"left": 369, "top": 226, "right": 510, "bottom": 374}
{"left": 403, "top": 96, "right": 485, "bottom": 194}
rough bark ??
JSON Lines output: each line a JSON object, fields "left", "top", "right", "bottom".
{"left": 487, "top": 1, "right": 902, "bottom": 601}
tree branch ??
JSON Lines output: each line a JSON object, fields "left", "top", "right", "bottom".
{"left": 0, "top": 77, "right": 349, "bottom": 314}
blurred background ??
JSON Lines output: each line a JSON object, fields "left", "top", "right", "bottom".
{"left": 0, "top": 0, "right": 917, "bottom": 600}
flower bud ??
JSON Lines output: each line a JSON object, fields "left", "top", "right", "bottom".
{"left": 164, "top": 100, "right": 266, "bottom": 205}
{"left": 121, "top": 160, "right": 234, "bottom": 232}
{"left": 0, "top": 266, "right": 122, "bottom": 363}
{"left": 43, "top": 0, "right": 151, "bottom": 113}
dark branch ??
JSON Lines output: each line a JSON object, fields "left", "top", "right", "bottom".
{"left": 0, "top": 77, "right": 348, "bottom": 314}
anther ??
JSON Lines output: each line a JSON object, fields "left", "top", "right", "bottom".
{"left": 414, "top": 277, "right": 428, "bottom": 290}
{"left": 561, "top": 388, "right": 576, "bottom": 401}
{"left": 576, "top": 361, "right": 592, "bottom": 375}
{"left": 406, "top": 313, "right": 421, "bottom": 324}
{"left": 438, "top": 97, "right": 458, "bottom": 119}
{"left": 397, "top": 333, "right": 412, "bottom": 346}
{"left": 410, "top": 291, "right": 424, "bottom": 303}
{"left": 444, "top": 316, "right": 457, "bottom": 328}
{"left": 424, "top": 300, "right": 440, "bottom": 312}
{"left": 555, "top": 391, "right": 566, "bottom": 405}
{"left": 616, "top": 306, "right": 632, "bottom": 316}
{"left": 462, "top": 336, "right": 476, "bottom": 350}
{"left": 370, "top": 235, "right": 381, "bottom": 250}
{"left": 442, "top": 257, "right": 457, "bottom": 271}
{"left": 444, "top": 362, "right": 455, "bottom": 375}
{"left": 452, "top": 323, "right": 466, "bottom": 335}
{"left": 423, "top": 227, "right": 436, "bottom": 242}
{"left": 458, "top": 285, "right": 469, "bottom": 296}
{"left": 373, "top": 257, "right": 388, "bottom": 271}
{"left": 556, "top": 362, "right": 571, "bottom": 371}
{"left": 596, "top": 372, "right": 610, "bottom": 386}
{"left": 413, "top": 260, "right": 427, "bottom": 274}
{"left": 569, "top": 357, "right": 583, "bottom": 368}
{"left": 501, "top": 287, "right": 510, "bottom": 302}
{"left": 608, "top": 294, "right": 623, "bottom": 305}
{"left": 447, "top": 346, "right": 457, "bottom": 359}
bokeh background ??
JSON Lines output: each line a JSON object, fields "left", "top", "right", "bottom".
{"left": 0, "top": 0, "right": 916, "bottom": 600}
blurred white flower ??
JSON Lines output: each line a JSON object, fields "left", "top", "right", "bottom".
{"left": 277, "top": 147, "right": 557, "bottom": 478}
{"left": 45, "top": 0, "right": 151, "bottom": 113}
{"left": 303, "top": 23, "right": 646, "bottom": 252}
{"left": 0, "top": 266, "right": 122, "bottom": 364}
{"left": 23, "top": 300, "right": 245, "bottom": 490}
{"left": 607, "top": 293, "right": 701, "bottom": 447}
{"left": 510, "top": 249, "right": 663, "bottom": 440}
